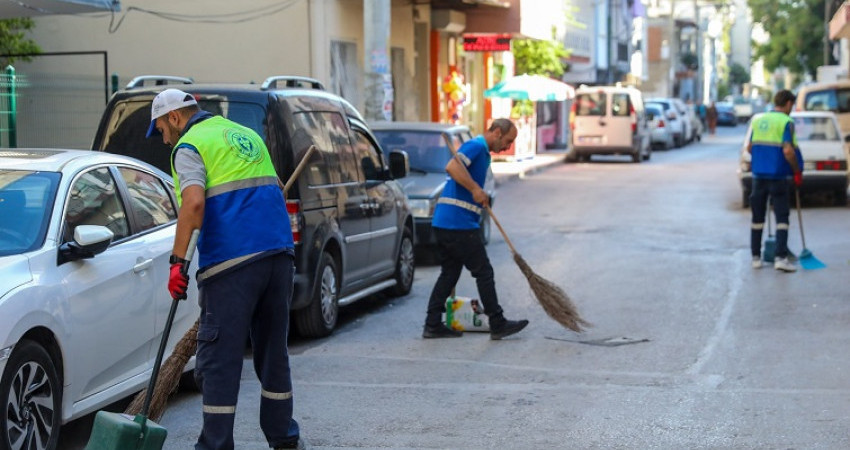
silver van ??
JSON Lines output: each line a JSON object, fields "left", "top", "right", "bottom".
{"left": 566, "top": 84, "right": 651, "bottom": 162}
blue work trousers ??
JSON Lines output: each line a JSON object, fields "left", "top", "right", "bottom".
{"left": 194, "top": 251, "right": 299, "bottom": 450}
{"left": 426, "top": 227, "right": 504, "bottom": 327}
{"left": 751, "top": 177, "right": 791, "bottom": 259}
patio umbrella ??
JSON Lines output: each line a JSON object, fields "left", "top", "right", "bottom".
{"left": 484, "top": 74, "right": 575, "bottom": 101}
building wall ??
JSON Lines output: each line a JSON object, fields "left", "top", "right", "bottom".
{"left": 11, "top": 0, "right": 424, "bottom": 147}
{"left": 34, "top": 0, "right": 313, "bottom": 83}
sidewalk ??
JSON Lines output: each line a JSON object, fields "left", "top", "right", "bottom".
{"left": 491, "top": 148, "right": 567, "bottom": 186}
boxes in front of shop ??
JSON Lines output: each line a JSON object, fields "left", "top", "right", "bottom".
{"left": 443, "top": 296, "right": 489, "bottom": 332}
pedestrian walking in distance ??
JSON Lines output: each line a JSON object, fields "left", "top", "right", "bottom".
{"left": 147, "top": 88, "right": 305, "bottom": 449}
{"left": 747, "top": 89, "right": 803, "bottom": 273}
{"left": 706, "top": 101, "right": 718, "bottom": 135}
{"left": 424, "top": 118, "right": 529, "bottom": 340}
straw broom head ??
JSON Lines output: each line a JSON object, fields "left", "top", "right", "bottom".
{"left": 513, "top": 253, "right": 591, "bottom": 333}
{"left": 125, "top": 319, "right": 199, "bottom": 421}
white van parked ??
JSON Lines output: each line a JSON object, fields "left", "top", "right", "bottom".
{"left": 796, "top": 79, "right": 850, "bottom": 139}
{"left": 567, "top": 84, "right": 651, "bottom": 163}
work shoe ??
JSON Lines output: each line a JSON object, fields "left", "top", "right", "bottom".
{"left": 774, "top": 257, "right": 797, "bottom": 273}
{"left": 422, "top": 323, "right": 463, "bottom": 338}
{"left": 490, "top": 319, "right": 529, "bottom": 340}
{"left": 275, "top": 437, "right": 308, "bottom": 450}
{"left": 752, "top": 256, "right": 762, "bottom": 269}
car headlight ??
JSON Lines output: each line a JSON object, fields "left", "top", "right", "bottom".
{"left": 408, "top": 198, "right": 436, "bottom": 218}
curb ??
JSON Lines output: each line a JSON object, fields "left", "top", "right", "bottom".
{"left": 492, "top": 152, "right": 566, "bottom": 187}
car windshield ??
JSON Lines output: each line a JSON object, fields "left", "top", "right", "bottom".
{"left": 98, "top": 98, "right": 266, "bottom": 174}
{"left": 793, "top": 116, "right": 840, "bottom": 141}
{"left": 373, "top": 130, "right": 452, "bottom": 172}
{"left": 803, "top": 87, "right": 850, "bottom": 113}
{"left": 0, "top": 170, "right": 61, "bottom": 256}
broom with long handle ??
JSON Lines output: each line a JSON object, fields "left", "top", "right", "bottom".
{"left": 447, "top": 147, "right": 590, "bottom": 332}
{"left": 125, "top": 145, "right": 318, "bottom": 421}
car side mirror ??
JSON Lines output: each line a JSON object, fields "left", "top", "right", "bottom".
{"left": 388, "top": 150, "right": 409, "bottom": 179}
{"left": 844, "top": 134, "right": 850, "bottom": 143}
{"left": 58, "top": 225, "right": 114, "bottom": 264}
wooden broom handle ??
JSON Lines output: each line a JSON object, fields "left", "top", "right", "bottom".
{"left": 446, "top": 146, "right": 519, "bottom": 256}
{"left": 283, "top": 145, "right": 318, "bottom": 196}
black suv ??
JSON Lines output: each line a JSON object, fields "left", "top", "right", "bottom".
{"left": 92, "top": 75, "right": 415, "bottom": 337}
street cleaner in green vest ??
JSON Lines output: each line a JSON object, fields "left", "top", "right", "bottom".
{"left": 147, "top": 89, "right": 305, "bottom": 449}
{"left": 747, "top": 89, "right": 803, "bottom": 273}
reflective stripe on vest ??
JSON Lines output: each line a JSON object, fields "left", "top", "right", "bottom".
{"left": 170, "top": 115, "right": 293, "bottom": 269}
{"left": 437, "top": 197, "right": 482, "bottom": 215}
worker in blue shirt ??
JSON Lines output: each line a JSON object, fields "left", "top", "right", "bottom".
{"left": 747, "top": 89, "right": 803, "bottom": 273}
{"left": 423, "top": 118, "right": 529, "bottom": 340}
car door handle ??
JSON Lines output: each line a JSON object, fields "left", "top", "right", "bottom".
{"left": 133, "top": 259, "right": 153, "bottom": 273}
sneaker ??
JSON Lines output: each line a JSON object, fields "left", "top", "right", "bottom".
{"left": 774, "top": 257, "right": 797, "bottom": 273}
{"left": 489, "top": 319, "right": 529, "bottom": 340}
{"left": 422, "top": 323, "right": 463, "bottom": 338}
{"left": 752, "top": 257, "right": 762, "bottom": 269}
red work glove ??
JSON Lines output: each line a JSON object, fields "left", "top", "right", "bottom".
{"left": 793, "top": 172, "right": 803, "bottom": 187}
{"left": 168, "top": 263, "right": 189, "bottom": 300}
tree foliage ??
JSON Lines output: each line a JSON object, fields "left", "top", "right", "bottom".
{"left": 748, "top": 0, "right": 829, "bottom": 78}
{"left": 512, "top": 39, "right": 569, "bottom": 78}
{"left": 728, "top": 62, "right": 751, "bottom": 86}
{"left": 0, "top": 18, "right": 41, "bottom": 66}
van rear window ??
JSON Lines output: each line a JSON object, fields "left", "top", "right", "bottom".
{"left": 804, "top": 88, "right": 850, "bottom": 113}
{"left": 98, "top": 99, "right": 266, "bottom": 174}
{"left": 611, "top": 93, "right": 631, "bottom": 117}
{"left": 575, "top": 93, "right": 606, "bottom": 116}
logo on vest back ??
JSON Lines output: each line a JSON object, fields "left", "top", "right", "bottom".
{"left": 225, "top": 129, "right": 262, "bottom": 162}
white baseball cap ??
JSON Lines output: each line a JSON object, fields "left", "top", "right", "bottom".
{"left": 146, "top": 88, "right": 198, "bottom": 138}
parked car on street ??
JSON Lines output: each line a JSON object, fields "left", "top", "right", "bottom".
{"left": 645, "top": 98, "right": 686, "bottom": 147}
{"left": 567, "top": 84, "right": 651, "bottom": 162}
{"left": 685, "top": 103, "right": 703, "bottom": 142}
{"left": 729, "top": 95, "right": 754, "bottom": 124}
{"left": 716, "top": 102, "right": 738, "bottom": 126}
{"left": 796, "top": 79, "right": 850, "bottom": 138}
{"left": 671, "top": 98, "right": 695, "bottom": 142}
{"left": 645, "top": 103, "right": 675, "bottom": 149}
{"left": 371, "top": 121, "right": 495, "bottom": 248}
{"left": 0, "top": 149, "right": 201, "bottom": 450}
{"left": 738, "top": 111, "right": 849, "bottom": 207}
{"left": 92, "top": 75, "right": 415, "bottom": 338}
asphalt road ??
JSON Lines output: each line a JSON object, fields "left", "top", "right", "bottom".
{"left": 63, "top": 124, "right": 850, "bottom": 449}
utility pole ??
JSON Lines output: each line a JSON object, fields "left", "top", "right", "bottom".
{"left": 364, "top": 0, "right": 392, "bottom": 121}
{"left": 824, "top": 0, "right": 833, "bottom": 67}
{"left": 695, "top": 0, "right": 702, "bottom": 103}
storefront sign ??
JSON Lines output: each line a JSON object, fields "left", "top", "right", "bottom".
{"left": 462, "top": 34, "right": 511, "bottom": 52}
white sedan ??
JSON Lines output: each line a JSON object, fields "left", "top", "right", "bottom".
{"left": 738, "top": 111, "right": 850, "bottom": 207}
{"left": 0, "top": 149, "right": 199, "bottom": 449}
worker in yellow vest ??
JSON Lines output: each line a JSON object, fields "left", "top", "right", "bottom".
{"left": 147, "top": 89, "right": 304, "bottom": 449}
{"left": 747, "top": 89, "right": 803, "bottom": 273}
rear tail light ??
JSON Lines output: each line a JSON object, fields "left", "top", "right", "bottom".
{"left": 657, "top": 119, "right": 665, "bottom": 128}
{"left": 286, "top": 199, "right": 302, "bottom": 244}
{"left": 569, "top": 101, "right": 576, "bottom": 131}
{"left": 816, "top": 160, "right": 847, "bottom": 171}
{"left": 630, "top": 104, "right": 637, "bottom": 134}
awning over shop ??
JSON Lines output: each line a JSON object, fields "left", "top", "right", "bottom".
{"left": 0, "top": 0, "right": 119, "bottom": 18}
{"left": 484, "top": 74, "right": 575, "bottom": 101}
{"left": 829, "top": 1, "right": 850, "bottom": 40}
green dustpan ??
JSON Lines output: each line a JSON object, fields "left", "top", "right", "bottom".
{"left": 762, "top": 201, "right": 776, "bottom": 263}
{"left": 84, "top": 230, "right": 199, "bottom": 450}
